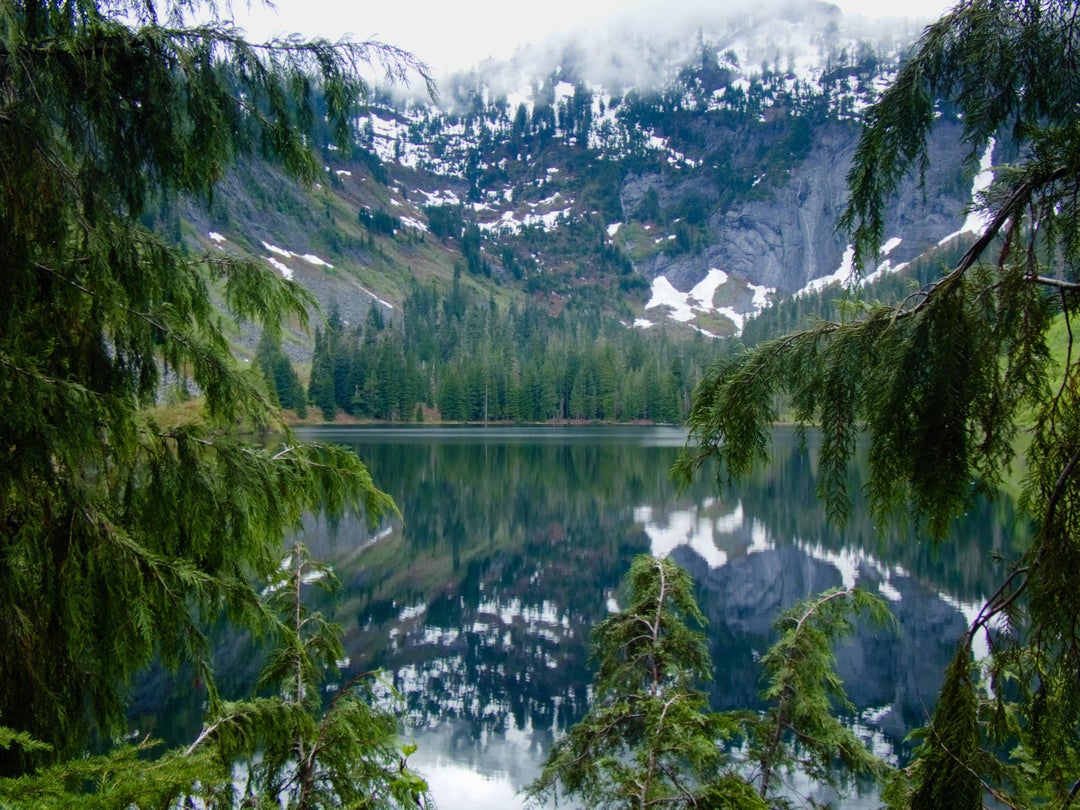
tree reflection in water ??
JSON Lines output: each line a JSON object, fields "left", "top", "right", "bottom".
{"left": 131, "top": 426, "right": 1021, "bottom": 807}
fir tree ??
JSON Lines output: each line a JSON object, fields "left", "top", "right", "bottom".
{"left": 255, "top": 329, "right": 308, "bottom": 417}
{"left": 748, "top": 588, "right": 895, "bottom": 802}
{"left": 308, "top": 327, "right": 338, "bottom": 420}
{"left": 676, "top": 0, "right": 1080, "bottom": 802}
{"left": 526, "top": 555, "right": 764, "bottom": 810}
{"left": 198, "top": 543, "right": 429, "bottom": 809}
{"left": 0, "top": 0, "right": 430, "bottom": 774}
{"left": 0, "top": 544, "right": 429, "bottom": 809}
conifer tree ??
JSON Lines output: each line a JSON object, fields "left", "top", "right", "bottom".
{"left": 0, "top": 544, "right": 429, "bottom": 808}
{"left": 308, "top": 327, "right": 338, "bottom": 420}
{"left": 749, "top": 588, "right": 895, "bottom": 801}
{"left": 255, "top": 329, "right": 307, "bottom": 417}
{"left": 526, "top": 555, "right": 765, "bottom": 810}
{"left": 0, "top": 0, "right": 430, "bottom": 774}
{"left": 196, "top": 543, "right": 430, "bottom": 809}
{"left": 675, "top": 0, "right": 1080, "bottom": 802}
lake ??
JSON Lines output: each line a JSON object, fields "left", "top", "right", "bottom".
{"left": 131, "top": 425, "right": 1023, "bottom": 807}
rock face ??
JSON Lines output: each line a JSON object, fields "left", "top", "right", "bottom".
{"left": 178, "top": 3, "right": 989, "bottom": 336}
{"left": 641, "top": 118, "right": 974, "bottom": 295}
{"left": 674, "top": 543, "right": 970, "bottom": 741}
{"left": 712, "top": 126, "right": 858, "bottom": 292}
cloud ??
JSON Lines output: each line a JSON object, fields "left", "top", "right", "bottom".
{"left": 223, "top": 0, "right": 951, "bottom": 80}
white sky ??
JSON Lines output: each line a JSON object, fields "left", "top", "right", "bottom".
{"left": 222, "top": 0, "right": 956, "bottom": 78}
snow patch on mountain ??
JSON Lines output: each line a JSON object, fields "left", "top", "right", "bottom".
{"left": 640, "top": 269, "right": 774, "bottom": 336}
{"left": 961, "top": 139, "right": 996, "bottom": 235}
{"left": 645, "top": 275, "right": 706, "bottom": 323}
{"left": 798, "top": 244, "right": 854, "bottom": 296}
{"left": 646, "top": 133, "right": 697, "bottom": 168}
{"left": 263, "top": 241, "right": 291, "bottom": 259}
{"left": 259, "top": 241, "right": 334, "bottom": 280}
{"left": 266, "top": 257, "right": 293, "bottom": 280}
{"left": 478, "top": 207, "right": 572, "bottom": 235}
{"left": 300, "top": 253, "right": 333, "bottom": 268}
{"left": 860, "top": 237, "right": 908, "bottom": 285}
{"left": 796, "top": 235, "right": 911, "bottom": 297}
{"left": 419, "top": 189, "right": 462, "bottom": 207}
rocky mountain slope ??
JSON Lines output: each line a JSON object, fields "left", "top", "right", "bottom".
{"left": 177, "top": 0, "right": 986, "bottom": 351}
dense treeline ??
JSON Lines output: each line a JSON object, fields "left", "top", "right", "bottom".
{"left": 282, "top": 275, "right": 716, "bottom": 423}
{"left": 266, "top": 235, "right": 980, "bottom": 427}
{"left": 266, "top": 239, "right": 983, "bottom": 428}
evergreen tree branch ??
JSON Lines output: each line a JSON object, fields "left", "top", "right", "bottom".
{"left": 967, "top": 565, "right": 1029, "bottom": 644}
{"left": 529, "top": 556, "right": 752, "bottom": 809}
{"left": 919, "top": 708, "right": 1023, "bottom": 810}
{"left": 755, "top": 587, "right": 895, "bottom": 801}
{"left": 1048, "top": 287, "right": 1075, "bottom": 437}
{"left": 684, "top": 1, "right": 1080, "bottom": 802}
{"left": 1063, "top": 779, "right": 1080, "bottom": 810}
{"left": 898, "top": 164, "right": 1070, "bottom": 321}
{"left": 0, "top": 0, "right": 422, "bottom": 783}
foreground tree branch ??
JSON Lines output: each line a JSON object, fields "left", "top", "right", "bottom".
{"left": 0, "top": 0, "right": 428, "bottom": 786}
{"left": 680, "top": 0, "right": 1080, "bottom": 804}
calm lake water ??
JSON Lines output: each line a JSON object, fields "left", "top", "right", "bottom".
{"left": 132, "top": 425, "right": 1024, "bottom": 807}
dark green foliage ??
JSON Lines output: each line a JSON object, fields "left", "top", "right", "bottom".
{"left": 203, "top": 544, "right": 427, "bottom": 809}
{"left": 255, "top": 329, "right": 308, "bottom": 417}
{"left": 297, "top": 280, "right": 712, "bottom": 424}
{"left": 527, "top": 555, "right": 764, "bottom": 810}
{"left": 303, "top": 302, "right": 426, "bottom": 422}
{"left": 461, "top": 223, "right": 491, "bottom": 276}
{"left": 748, "top": 588, "right": 896, "bottom": 800}
{"left": 0, "top": 544, "right": 428, "bottom": 809}
{"left": 0, "top": 0, "right": 427, "bottom": 781}
{"left": 906, "top": 645, "right": 982, "bottom": 810}
{"left": 0, "top": 737, "right": 233, "bottom": 807}
{"left": 530, "top": 559, "right": 897, "bottom": 809}
{"left": 679, "top": 0, "right": 1080, "bottom": 804}
{"left": 308, "top": 327, "right": 338, "bottom": 419}
{"left": 423, "top": 204, "right": 464, "bottom": 241}
{"left": 359, "top": 205, "right": 402, "bottom": 236}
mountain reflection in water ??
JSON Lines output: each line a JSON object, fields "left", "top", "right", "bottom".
{"left": 131, "top": 426, "right": 1022, "bottom": 807}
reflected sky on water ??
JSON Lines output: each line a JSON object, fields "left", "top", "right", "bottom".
{"left": 133, "top": 425, "right": 1024, "bottom": 807}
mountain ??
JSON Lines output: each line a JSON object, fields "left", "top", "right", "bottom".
{"left": 173, "top": 0, "right": 984, "bottom": 356}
